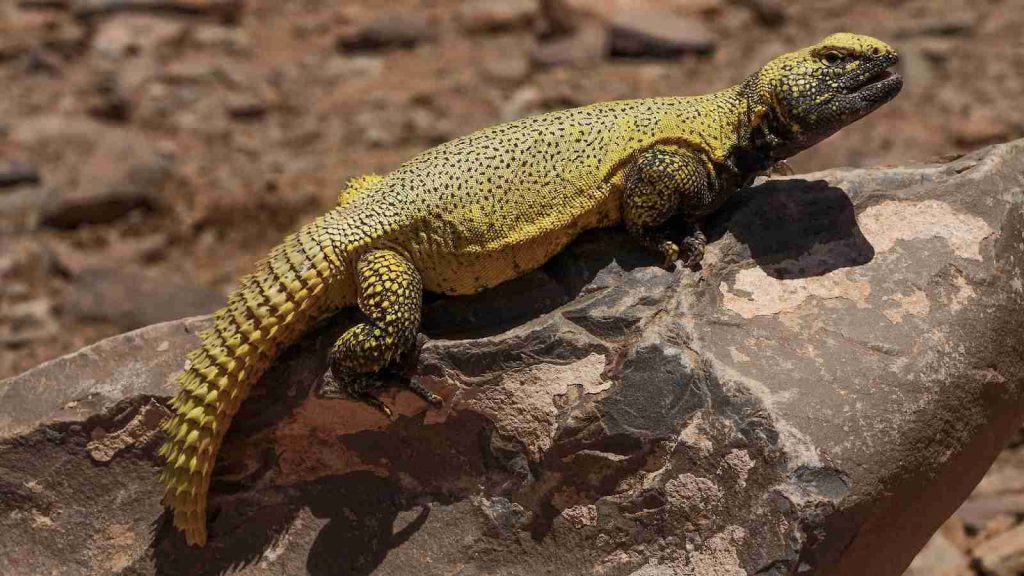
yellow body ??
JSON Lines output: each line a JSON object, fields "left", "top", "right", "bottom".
{"left": 346, "top": 93, "right": 747, "bottom": 294}
{"left": 159, "top": 33, "right": 901, "bottom": 546}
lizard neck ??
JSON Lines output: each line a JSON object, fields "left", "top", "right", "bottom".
{"left": 729, "top": 75, "right": 796, "bottom": 178}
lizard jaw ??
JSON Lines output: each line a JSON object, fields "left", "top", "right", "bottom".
{"left": 840, "top": 53, "right": 903, "bottom": 97}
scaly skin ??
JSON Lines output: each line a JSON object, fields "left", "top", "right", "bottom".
{"left": 159, "top": 33, "right": 902, "bottom": 546}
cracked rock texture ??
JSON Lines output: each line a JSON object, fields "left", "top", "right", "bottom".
{"left": 2, "top": 140, "right": 1024, "bottom": 575}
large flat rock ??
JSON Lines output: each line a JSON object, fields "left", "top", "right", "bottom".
{"left": 2, "top": 140, "right": 1023, "bottom": 575}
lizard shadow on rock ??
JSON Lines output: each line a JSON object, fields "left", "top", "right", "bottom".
{"left": 706, "top": 178, "right": 875, "bottom": 278}
{"left": 149, "top": 317, "right": 512, "bottom": 576}
{"left": 420, "top": 228, "right": 657, "bottom": 340}
{"left": 421, "top": 177, "right": 873, "bottom": 341}
{"left": 150, "top": 472, "right": 431, "bottom": 576}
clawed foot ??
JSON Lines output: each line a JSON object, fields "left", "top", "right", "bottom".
{"left": 680, "top": 233, "right": 706, "bottom": 268}
{"left": 316, "top": 368, "right": 346, "bottom": 399}
{"left": 657, "top": 240, "right": 680, "bottom": 269}
{"left": 317, "top": 368, "right": 395, "bottom": 419}
{"left": 317, "top": 367, "right": 443, "bottom": 420}
{"left": 769, "top": 160, "right": 794, "bottom": 177}
{"left": 651, "top": 228, "right": 706, "bottom": 270}
{"left": 657, "top": 234, "right": 705, "bottom": 269}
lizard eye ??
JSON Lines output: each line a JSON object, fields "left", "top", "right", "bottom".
{"left": 822, "top": 50, "right": 844, "bottom": 66}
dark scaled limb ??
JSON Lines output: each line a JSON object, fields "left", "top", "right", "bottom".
{"left": 679, "top": 223, "right": 707, "bottom": 268}
{"left": 325, "top": 249, "right": 435, "bottom": 418}
{"left": 622, "top": 145, "right": 711, "bottom": 268}
{"left": 319, "top": 370, "right": 396, "bottom": 419}
{"left": 407, "top": 380, "right": 443, "bottom": 407}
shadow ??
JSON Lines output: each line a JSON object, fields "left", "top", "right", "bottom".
{"left": 421, "top": 229, "right": 658, "bottom": 340}
{"left": 149, "top": 319, "right": 511, "bottom": 576}
{"left": 304, "top": 475, "right": 430, "bottom": 576}
{"left": 150, "top": 473, "right": 426, "bottom": 576}
{"left": 423, "top": 177, "right": 874, "bottom": 342}
{"left": 149, "top": 319, "right": 345, "bottom": 576}
{"left": 706, "top": 178, "right": 875, "bottom": 278}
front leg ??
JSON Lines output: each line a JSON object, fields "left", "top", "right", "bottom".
{"left": 622, "top": 145, "right": 711, "bottom": 268}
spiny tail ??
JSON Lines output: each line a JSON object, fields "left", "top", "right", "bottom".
{"left": 158, "top": 212, "right": 348, "bottom": 546}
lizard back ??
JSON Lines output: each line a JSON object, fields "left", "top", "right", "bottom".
{"left": 347, "top": 93, "right": 746, "bottom": 294}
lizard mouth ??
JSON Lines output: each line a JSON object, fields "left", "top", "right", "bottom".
{"left": 841, "top": 54, "right": 902, "bottom": 96}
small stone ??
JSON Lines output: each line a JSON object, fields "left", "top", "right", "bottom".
{"left": 336, "top": 13, "right": 436, "bottom": 53}
{"left": 903, "top": 530, "right": 971, "bottom": 576}
{"left": 0, "top": 161, "right": 41, "bottom": 189}
{"left": 189, "top": 24, "right": 252, "bottom": 55}
{"left": 321, "top": 56, "right": 384, "bottom": 83}
{"left": 479, "top": 51, "right": 532, "bottom": 83}
{"left": 974, "top": 513, "right": 1019, "bottom": 547}
{"left": 90, "top": 14, "right": 185, "bottom": 60}
{"left": 409, "top": 105, "right": 456, "bottom": 144}
{"left": 456, "top": 0, "right": 539, "bottom": 33}
{"left": 0, "top": 297, "right": 58, "bottom": 346}
{"left": 160, "top": 60, "right": 221, "bottom": 83}
{"left": 500, "top": 85, "right": 544, "bottom": 121}
{"left": 974, "top": 522, "right": 1024, "bottom": 576}
{"left": 70, "top": 0, "right": 243, "bottom": 22}
{"left": 354, "top": 104, "right": 410, "bottom": 148}
{"left": 80, "top": 69, "right": 133, "bottom": 121}
{"left": 957, "top": 494, "right": 1024, "bottom": 530}
{"left": 952, "top": 110, "right": 1009, "bottom": 147}
{"left": 225, "top": 91, "right": 269, "bottom": 119}
{"left": 531, "top": 22, "right": 607, "bottom": 67}
{"left": 894, "top": 14, "right": 977, "bottom": 38}
{"left": 735, "top": 0, "right": 785, "bottom": 26}
{"left": 608, "top": 10, "right": 715, "bottom": 58}
{"left": 67, "top": 266, "right": 224, "bottom": 331}
{"left": 47, "top": 234, "right": 169, "bottom": 276}
{"left": 39, "top": 129, "right": 174, "bottom": 228}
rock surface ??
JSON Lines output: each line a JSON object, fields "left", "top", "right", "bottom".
{"left": 2, "top": 140, "right": 1024, "bottom": 575}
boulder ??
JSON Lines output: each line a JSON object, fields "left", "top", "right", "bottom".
{"left": 608, "top": 10, "right": 715, "bottom": 58}
{"left": 336, "top": 13, "right": 436, "bottom": 53}
{"left": 10, "top": 118, "right": 176, "bottom": 228}
{"left": 71, "top": 0, "right": 244, "bottom": 22}
{"left": 531, "top": 22, "right": 608, "bottom": 67}
{"left": 65, "top": 265, "right": 225, "bottom": 332}
{"left": 0, "top": 160, "right": 41, "bottom": 188}
{"left": 455, "top": 0, "right": 539, "bottom": 33}
{"left": 2, "top": 139, "right": 1024, "bottom": 575}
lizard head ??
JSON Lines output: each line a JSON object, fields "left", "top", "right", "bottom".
{"left": 755, "top": 33, "right": 902, "bottom": 155}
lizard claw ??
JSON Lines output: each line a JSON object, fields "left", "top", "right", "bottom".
{"left": 770, "top": 160, "right": 795, "bottom": 177}
{"left": 317, "top": 368, "right": 397, "bottom": 420}
{"left": 659, "top": 240, "right": 680, "bottom": 269}
{"left": 680, "top": 235, "right": 706, "bottom": 268}
{"left": 316, "top": 369, "right": 345, "bottom": 399}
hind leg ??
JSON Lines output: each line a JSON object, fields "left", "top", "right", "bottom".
{"left": 326, "top": 249, "right": 437, "bottom": 417}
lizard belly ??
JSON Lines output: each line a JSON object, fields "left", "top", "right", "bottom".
{"left": 413, "top": 190, "right": 621, "bottom": 295}
{"left": 418, "top": 226, "right": 578, "bottom": 294}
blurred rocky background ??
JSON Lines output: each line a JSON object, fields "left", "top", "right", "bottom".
{"left": 0, "top": 0, "right": 1022, "bottom": 572}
